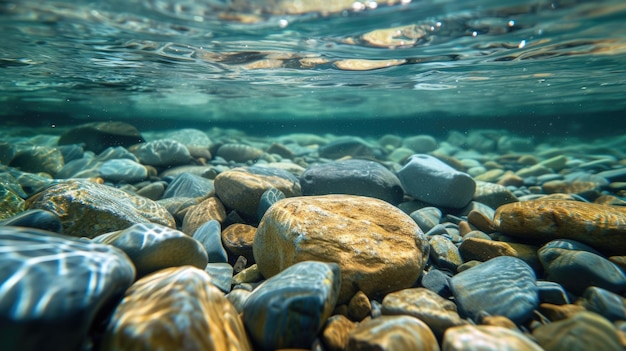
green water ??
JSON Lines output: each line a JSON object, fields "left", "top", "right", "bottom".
{"left": 2, "top": 0, "right": 626, "bottom": 136}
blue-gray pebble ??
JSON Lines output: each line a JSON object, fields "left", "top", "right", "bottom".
{"left": 99, "top": 158, "right": 147, "bottom": 182}
{"left": 192, "top": 219, "right": 228, "bottom": 263}
{"left": 162, "top": 172, "right": 214, "bottom": 199}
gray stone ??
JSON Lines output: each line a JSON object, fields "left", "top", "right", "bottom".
{"left": 99, "top": 158, "right": 148, "bottom": 183}
{"left": 578, "top": 286, "right": 626, "bottom": 322}
{"left": 318, "top": 137, "right": 378, "bottom": 159}
{"left": 257, "top": 188, "right": 285, "bottom": 221}
{"left": 192, "top": 220, "right": 228, "bottom": 263}
{"left": 204, "top": 262, "right": 234, "bottom": 293}
{"left": 428, "top": 235, "right": 463, "bottom": 272}
{"left": 403, "top": 135, "right": 438, "bottom": 153}
{"left": 133, "top": 139, "right": 191, "bottom": 167}
{"left": 0, "top": 209, "right": 62, "bottom": 233}
{"left": 162, "top": 172, "right": 214, "bottom": 199}
{"left": 397, "top": 154, "right": 476, "bottom": 208}
{"left": 409, "top": 207, "right": 442, "bottom": 233}
{"left": 537, "top": 281, "right": 571, "bottom": 305}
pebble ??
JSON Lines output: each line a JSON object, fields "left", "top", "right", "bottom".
{"left": 321, "top": 314, "right": 356, "bottom": 351}
{"left": 300, "top": 159, "right": 404, "bottom": 204}
{"left": 577, "top": 286, "right": 626, "bottom": 322}
{"left": 493, "top": 199, "right": 626, "bottom": 255}
{"left": 0, "top": 226, "right": 135, "bottom": 351}
{"left": 347, "top": 290, "right": 372, "bottom": 321}
{"left": 57, "top": 121, "right": 145, "bottom": 154}
{"left": 191, "top": 219, "right": 228, "bottom": 263}
{"left": 221, "top": 223, "right": 256, "bottom": 264}
{"left": 93, "top": 222, "right": 208, "bottom": 277}
{"left": 27, "top": 179, "right": 175, "bottom": 237}
{"left": 409, "top": 206, "right": 442, "bottom": 233}
{"left": 99, "top": 158, "right": 147, "bottom": 182}
{"left": 162, "top": 171, "right": 214, "bottom": 198}
{"left": 450, "top": 256, "right": 538, "bottom": 324}
{"left": 318, "top": 137, "right": 378, "bottom": 159}
{"left": 102, "top": 266, "right": 251, "bottom": 351}
{"left": 347, "top": 315, "right": 440, "bottom": 351}
{"left": 253, "top": 194, "right": 429, "bottom": 303}
{"left": 242, "top": 261, "right": 340, "bottom": 350}
{"left": 458, "top": 237, "right": 541, "bottom": 272}
{"left": 9, "top": 145, "right": 64, "bottom": 176}
{"left": 0, "top": 208, "right": 62, "bottom": 232}
{"left": 164, "top": 128, "right": 212, "bottom": 147}
{"left": 428, "top": 235, "right": 463, "bottom": 272}
{"left": 257, "top": 187, "right": 285, "bottom": 220}
{"left": 132, "top": 139, "right": 192, "bottom": 166}
{"left": 402, "top": 134, "right": 438, "bottom": 153}
{"left": 472, "top": 180, "right": 518, "bottom": 209}
{"left": 216, "top": 143, "right": 264, "bottom": 163}
{"left": 204, "top": 262, "right": 234, "bottom": 293}
{"left": 397, "top": 154, "right": 476, "bottom": 208}
{"left": 443, "top": 325, "right": 543, "bottom": 351}
{"left": 181, "top": 196, "right": 227, "bottom": 235}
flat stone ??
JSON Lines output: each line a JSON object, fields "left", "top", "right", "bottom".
{"left": 382, "top": 288, "right": 467, "bottom": 338}
{"left": 94, "top": 222, "right": 208, "bottom": 277}
{"left": 192, "top": 219, "right": 228, "bottom": 263}
{"left": 493, "top": 199, "right": 626, "bottom": 255}
{"left": 102, "top": 266, "right": 251, "bottom": 351}
{"left": 300, "top": 159, "right": 403, "bottom": 204}
{"left": 443, "top": 325, "right": 543, "bottom": 351}
{"left": 215, "top": 166, "right": 301, "bottom": 218}
{"left": 242, "top": 261, "right": 340, "bottom": 351}
{"left": 99, "top": 158, "right": 147, "bottom": 183}
{"left": 0, "top": 227, "right": 135, "bottom": 351}
{"left": 409, "top": 207, "right": 442, "bottom": 233}
{"left": 181, "top": 196, "right": 227, "bottom": 235}
{"left": 253, "top": 195, "right": 429, "bottom": 303}
{"left": 216, "top": 143, "right": 264, "bottom": 163}
{"left": 450, "top": 256, "right": 538, "bottom": 324}
{"left": 397, "top": 154, "right": 476, "bottom": 208}
{"left": 162, "top": 172, "right": 214, "bottom": 198}
{"left": 58, "top": 121, "right": 144, "bottom": 154}
{"left": 132, "top": 139, "right": 192, "bottom": 167}
{"left": 346, "top": 315, "right": 439, "bottom": 351}
{"left": 26, "top": 180, "right": 175, "bottom": 237}
{"left": 538, "top": 239, "right": 626, "bottom": 295}
{"left": 532, "top": 311, "right": 623, "bottom": 351}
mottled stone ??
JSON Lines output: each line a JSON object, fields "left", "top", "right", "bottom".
{"left": 242, "top": 261, "right": 340, "bottom": 351}
{"left": 533, "top": 311, "right": 623, "bottom": 351}
{"left": 132, "top": 139, "right": 192, "bottom": 167}
{"left": 162, "top": 172, "right": 214, "bottom": 198}
{"left": 347, "top": 315, "right": 440, "bottom": 351}
{"left": 382, "top": 288, "right": 466, "bottom": 338}
{"left": 27, "top": 180, "right": 175, "bottom": 237}
{"left": 429, "top": 235, "right": 463, "bottom": 272}
{"left": 300, "top": 159, "right": 404, "bottom": 204}
{"left": 214, "top": 166, "right": 301, "bottom": 218}
{"left": 192, "top": 219, "right": 228, "bottom": 263}
{"left": 0, "top": 183, "right": 25, "bottom": 220}
{"left": 538, "top": 239, "right": 626, "bottom": 295}
{"left": 443, "top": 325, "right": 543, "bottom": 351}
{"left": 450, "top": 256, "right": 538, "bottom": 324}
{"left": 322, "top": 314, "right": 356, "bottom": 351}
{"left": 102, "top": 266, "right": 251, "bottom": 351}
{"left": 473, "top": 180, "right": 518, "bottom": 209}
{"left": 222, "top": 223, "right": 256, "bottom": 263}
{"left": 493, "top": 200, "right": 626, "bottom": 255}
{"left": 216, "top": 143, "right": 264, "bottom": 163}
{"left": 542, "top": 180, "right": 601, "bottom": 196}
{"left": 10, "top": 145, "right": 64, "bottom": 176}
{"left": 58, "top": 121, "right": 145, "bottom": 154}
{"left": 254, "top": 195, "right": 429, "bottom": 303}
{"left": 99, "top": 158, "right": 147, "bottom": 183}
{"left": 397, "top": 154, "right": 476, "bottom": 208}
{"left": 93, "top": 223, "right": 208, "bottom": 277}
{"left": 204, "top": 262, "right": 234, "bottom": 293}
{"left": 458, "top": 237, "right": 541, "bottom": 271}
{"left": 0, "top": 227, "right": 135, "bottom": 351}
{"left": 181, "top": 196, "right": 227, "bottom": 235}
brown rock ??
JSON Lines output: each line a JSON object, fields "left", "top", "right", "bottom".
{"left": 26, "top": 180, "right": 175, "bottom": 237}
{"left": 347, "top": 315, "right": 439, "bottom": 351}
{"left": 102, "top": 266, "right": 251, "bottom": 351}
{"left": 458, "top": 220, "right": 473, "bottom": 236}
{"left": 222, "top": 223, "right": 257, "bottom": 262}
{"left": 348, "top": 291, "right": 371, "bottom": 321}
{"left": 538, "top": 303, "right": 586, "bottom": 321}
{"left": 322, "top": 315, "right": 357, "bottom": 351}
{"left": 493, "top": 200, "right": 626, "bottom": 255}
{"left": 181, "top": 197, "right": 227, "bottom": 235}
{"left": 444, "top": 325, "right": 543, "bottom": 351}
{"left": 542, "top": 180, "right": 601, "bottom": 196}
{"left": 458, "top": 237, "right": 541, "bottom": 271}
{"left": 58, "top": 121, "right": 144, "bottom": 154}
{"left": 497, "top": 172, "right": 524, "bottom": 187}
{"left": 253, "top": 195, "right": 429, "bottom": 303}
{"left": 467, "top": 210, "right": 494, "bottom": 233}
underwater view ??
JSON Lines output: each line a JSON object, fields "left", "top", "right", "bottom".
{"left": 2, "top": 0, "right": 626, "bottom": 350}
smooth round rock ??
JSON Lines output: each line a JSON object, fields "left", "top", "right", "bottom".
{"left": 99, "top": 158, "right": 147, "bottom": 182}
{"left": 458, "top": 237, "right": 541, "bottom": 272}
{"left": 493, "top": 199, "right": 626, "bottom": 255}
{"left": 192, "top": 219, "right": 228, "bottom": 263}
{"left": 242, "top": 261, "right": 340, "bottom": 351}
{"left": 318, "top": 137, "right": 378, "bottom": 159}
{"left": 26, "top": 180, "right": 176, "bottom": 237}
{"left": 254, "top": 194, "right": 429, "bottom": 303}
{"left": 473, "top": 180, "right": 518, "bottom": 209}
{"left": 402, "top": 135, "right": 438, "bottom": 153}
{"left": 214, "top": 166, "right": 302, "bottom": 218}
{"left": 409, "top": 207, "right": 442, "bottom": 233}
{"left": 443, "top": 325, "right": 544, "bottom": 351}
{"left": 102, "top": 266, "right": 251, "bottom": 351}
{"left": 450, "top": 256, "right": 538, "bottom": 324}
{"left": 162, "top": 172, "right": 214, "bottom": 198}
{"left": 0, "top": 227, "right": 135, "bottom": 351}
{"left": 347, "top": 315, "right": 440, "bottom": 351}
{"left": 216, "top": 143, "right": 264, "bottom": 163}
{"left": 397, "top": 154, "right": 476, "bottom": 208}
{"left": 93, "top": 222, "right": 209, "bottom": 278}
{"left": 181, "top": 197, "right": 227, "bottom": 235}
{"left": 222, "top": 223, "right": 257, "bottom": 263}
{"left": 10, "top": 145, "right": 64, "bottom": 176}
{"left": 132, "top": 139, "right": 192, "bottom": 167}
{"left": 300, "top": 159, "right": 404, "bottom": 204}
{"left": 428, "top": 235, "right": 463, "bottom": 272}
{"left": 577, "top": 286, "right": 626, "bottom": 322}
{"left": 58, "top": 121, "right": 145, "bottom": 154}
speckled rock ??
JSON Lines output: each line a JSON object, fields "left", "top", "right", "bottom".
{"left": 191, "top": 219, "right": 228, "bottom": 263}
{"left": 132, "top": 139, "right": 192, "bottom": 167}
{"left": 93, "top": 222, "right": 208, "bottom": 278}
{"left": 254, "top": 194, "right": 429, "bottom": 303}
{"left": 242, "top": 261, "right": 340, "bottom": 351}
{"left": 493, "top": 199, "right": 626, "bottom": 255}
{"left": 58, "top": 121, "right": 145, "bottom": 154}
{"left": 428, "top": 235, "right": 463, "bottom": 272}
{"left": 162, "top": 172, "right": 214, "bottom": 198}
{"left": 300, "top": 159, "right": 404, "bottom": 204}
{"left": 214, "top": 166, "right": 301, "bottom": 218}
{"left": 99, "top": 158, "right": 147, "bottom": 182}
{"left": 0, "top": 227, "right": 135, "bottom": 351}
{"left": 348, "top": 291, "right": 372, "bottom": 321}
{"left": 382, "top": 288, "right": 467, "bottom": 338}
{"left": 102, "top": 266, "right": 251, "bottom": 351}
{"left": 397, "top": 154, "right": 476, "bottom": 208}
{"left": 0, "top": 183, "right": 25, "bottom": 220}
{"left": 10, "top": 145, "right": 64, "bottom": 176}
{"left": 216, "top": 143, "right": 264, "bottom": 163}
{"left": 322, "top": 314, "right": 357, "bottom": 351}
{"left": 26, "top": 180, "right": 175, "bottom": 237}
{"left": 538, "top": 239, "right": 626, "bottom": 295}
{"left": 443, "top": 325, "right": 543, "bottom": 351}
{"left": 347, "top": 315, "right": 440, "bottom": 351}
{"left": 181, "top": 196, "right": 227, "bottom": 235}
{"left": 222, "top": 223, "right": 257, "bottom": 263}
{"left": 532, "top": 311, "right": 623, "bottom": 351}
{"left": 450, "top": 256, "right": 538, "bottom": 324}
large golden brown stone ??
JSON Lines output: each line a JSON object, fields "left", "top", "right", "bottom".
{"left": 253, "top": 195, "right": 429, "bottom": 303}
{"left": 102, "top": 266, "right": 251, "bottom": 351}
{"left": 493, "top": 200, "right": 626, "bottom": 255}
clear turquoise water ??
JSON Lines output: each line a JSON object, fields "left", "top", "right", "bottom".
{"left": 2, "top": 0, "right": 626, "bottom": 136}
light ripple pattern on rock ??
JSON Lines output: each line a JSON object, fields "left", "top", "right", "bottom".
{"left": 254, "top": 194, "right": 429, "bottom": 303}
{"left": 450, "top": 256, "right": 538, "bottom": 324}
{"left": 162, "top": 172, "right": 214, "bottom": 199}
{"left": 102, "top": 266, "right": 251, "bottom": 351}
{"left": 242, "top": 261, "right": 340, "bottom": 351}
{"left": 99, "top": 158, "right": 147, "bottom": 182}
{"left": 192, "top": 219, "right": 228, "bottom": 263}
{"left": 132, "top": 139, "right": 192, "bottom": 166}
{"left": 26, "top": 180, "right": 176, "bottom": 237}
{"left": 0, "top": 227, "right": 135, "bottom": 351}
{"left": 443, "top": 325, "right": 544, "bottom": 351}
{"left": 347, "top": 315, "right": 440, "bottom": 351}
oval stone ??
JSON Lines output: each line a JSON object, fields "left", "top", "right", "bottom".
{"left": 254, "top": 194, "right": 429, "bottom": 303}
{"left": 443, "top": 325, "right": 544, "bottom": 351}
{"left": 132, "top": 139, "right": 192, "bottom": 167}
{"left": 347, "top": 315, "right": 440, "bottom": 351}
